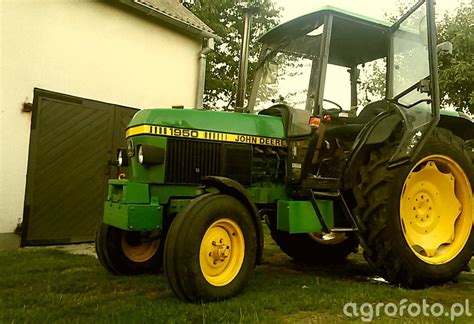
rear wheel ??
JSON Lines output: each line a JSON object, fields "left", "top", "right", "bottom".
{"left": 267, "top": 216, "right": 358, "bottom": 264}
{"left": 164, "top": 194, "right": 257, "bottom": 302}
{"left": 353, "top": 128, "right": 474, "bottom": 287}
{"left": 95, "top": 223, "right": 163, "bottom": 275}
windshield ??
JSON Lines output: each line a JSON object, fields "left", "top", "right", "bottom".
{"left": 253, "top": 50, "right": 314, "bottom": 112}
{"left": 249, "top": 24, "right": 323, "bottom": 112}
{"left": 387, "top": 0, "right": 439, "bottom": 166}
{"left": 391, "top": 3, "right": 430, "bottom": 107}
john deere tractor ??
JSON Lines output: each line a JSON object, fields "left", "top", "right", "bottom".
{"left": 96, "top": 0, "right": 474, "bottom": 302}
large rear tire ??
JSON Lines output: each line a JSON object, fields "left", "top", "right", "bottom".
{"left": 353, "top": 128, "right": 474, "bottom": 287}
{"left": 95, "top": 223, "right": 163, "bottom": 275}
{"left": 164, "top": 193, "right": 257, "bottom": 302}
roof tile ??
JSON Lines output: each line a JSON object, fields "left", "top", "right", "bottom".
{"left": 134, "top": 0, "right": 215, "bottom": 35}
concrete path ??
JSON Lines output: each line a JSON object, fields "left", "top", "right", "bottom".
{"left": 24, "top": 243, "right": 96, "bottom": 257}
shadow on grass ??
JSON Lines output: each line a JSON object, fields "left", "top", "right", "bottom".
{"left": 259, "top": 239, "right": 377, "bottom": 283}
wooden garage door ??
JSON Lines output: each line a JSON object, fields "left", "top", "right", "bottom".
{"left": 21, "top": 89, "right": 137, "bottom": 246}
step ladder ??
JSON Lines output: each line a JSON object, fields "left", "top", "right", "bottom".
{"left": 309, "top": 187, "right": 359, "bottom": 234}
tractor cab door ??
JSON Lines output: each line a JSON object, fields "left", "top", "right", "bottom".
{"left": 386, "top": 0, "right": 440, "bottom": 168}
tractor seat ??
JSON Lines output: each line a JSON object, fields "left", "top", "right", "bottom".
{"left": 326, "top": 100, "right": 387, "bottom": 140}
{"left": 355, "top": 99, "right": 387, "bottom": 124}
{"left": 326, "top": 124, "right": 365, "bottom": 140}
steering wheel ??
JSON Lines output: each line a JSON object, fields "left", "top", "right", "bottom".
{"left": 322, "top": 99, "right": 343, "bottom": 115}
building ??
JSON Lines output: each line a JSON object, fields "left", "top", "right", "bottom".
{"left": 0, "top": 0, "right": 218, "bottom": 249}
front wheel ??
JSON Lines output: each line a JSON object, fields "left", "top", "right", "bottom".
{"left": 353, "top": 128, "right": 474, "bottom": 287}
{"left": 95, "top": 223, "right": 163, "bottom": 275}
{"left": 164, "top": 194, "right": 257, "bottom": 302}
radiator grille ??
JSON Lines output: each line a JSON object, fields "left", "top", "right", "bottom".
{"left": 165, "top": 138, "right": 222, "bottom": 184}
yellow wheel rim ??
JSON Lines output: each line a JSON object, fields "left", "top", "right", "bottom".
{"left": 199, "top": 218, "right": 245, "bottom": 287}
{"left": 121, "top": 230, "right": 160, "bottom": 263}
{"left": 400, "top": 154, "right": 473, "bottom": 264}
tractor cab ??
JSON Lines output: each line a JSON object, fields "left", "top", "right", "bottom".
{"left": 248, "top": 6, "right": 390, "bottom": 118}
{"left": 248, "top": 3, "right": 439, "bottom": 167}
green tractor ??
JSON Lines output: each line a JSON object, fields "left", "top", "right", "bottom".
{"left": 95, "top": 0, "right": 474, "bottom": 302}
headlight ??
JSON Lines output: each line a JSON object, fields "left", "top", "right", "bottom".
{"left": 118, "top": 150, "right": 123, "bottom": 166}
{"left": 127, "top": 139, "right": 135, "bottom": 157}
{"left": 117, "top": 148, "right": 128, "bottom": 167}
{"left": 137, "top": 144, "right": 165, "bottom": 165}
{"left": 138, "top": 145, "right": 144, "bottom": 164}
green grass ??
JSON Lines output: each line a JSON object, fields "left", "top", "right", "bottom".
{"left": 1, "top": 231, "right": 473, "bottom": 323}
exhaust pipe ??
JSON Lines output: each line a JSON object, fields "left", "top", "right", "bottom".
{"left": 235, "top": 6, "right": 255, "bottom": 113}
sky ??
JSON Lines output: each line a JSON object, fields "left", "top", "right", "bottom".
{"left": 274, "top": 0, "right": 469, "bottom": 23}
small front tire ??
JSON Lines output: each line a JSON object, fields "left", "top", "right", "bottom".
{"left": 95, "top": 223, "right": 163, "bottom": 275}
{"left": 164, "top": 194, "right": 257, "bottom": 302}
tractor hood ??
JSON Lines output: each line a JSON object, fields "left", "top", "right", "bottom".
{"left": 126, "top": 108, "right": 286, "bottom": 143}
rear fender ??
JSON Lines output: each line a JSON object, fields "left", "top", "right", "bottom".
{"left": 342, "top": 111, "right": 402, "bottom": 190}
{"left": 438, "top": 114, "right": 474, "bottom": 141}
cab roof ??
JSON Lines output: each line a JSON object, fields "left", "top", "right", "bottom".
{"left": 260, "top": 6, "right": 393, "bottom": 67}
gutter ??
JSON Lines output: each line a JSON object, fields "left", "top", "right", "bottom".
{"left": 119, "top": 0, "right": 222, "bottom": 42}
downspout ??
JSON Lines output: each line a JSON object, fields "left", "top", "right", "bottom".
{"left": 196, "top": 38, "right": 215, "bottom": 109}
{"left": 128, "top": 0, "right": 221, "bottom": 41}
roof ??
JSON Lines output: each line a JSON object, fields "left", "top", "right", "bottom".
{"left": 261, "top": 5, "right": 391, "bottom": 43}
{"left": 260, "top": 6, "right": 393, "bottom": 67}
{"left": 119, "top": 0, "right": 218, "bottom": 40}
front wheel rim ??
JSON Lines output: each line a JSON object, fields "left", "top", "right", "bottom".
{"left": 121, "top": 230, "right": 160, "bottom": 263}
{"left": 400, "top": 154, "right": 472, "bottom": 265}
{"left": 199, "top": 218, "right": 245, "bottom": 287}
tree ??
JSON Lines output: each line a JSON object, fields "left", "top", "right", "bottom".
{"left": 359, "top": 2, "right": 473, "bottom": 113}
{"left": 437, "top": 4, "right": 474, "bottom": 113}
{"left": 358, "top": 59, "right": 386, "bottom": 106}
{"left": 186, "top": 0, "right": 281, "bottom": 109}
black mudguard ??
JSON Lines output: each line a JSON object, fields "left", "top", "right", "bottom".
{"left": 202, "top": 176, "right": 264, "bottom": 265}
{"left": 438, "top": 114, "right": 474, "bottom": 141}
{"left": 342, "top": 110, "right": 474, "bottom": 191}
{"left": 342, "top": 111, "right": 402, "bottom": 190}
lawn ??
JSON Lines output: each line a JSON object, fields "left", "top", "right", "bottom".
{"left": 1, "top": 229, "right": 473, "bottom": 323}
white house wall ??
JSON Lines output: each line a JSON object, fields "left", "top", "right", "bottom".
{"left": 0, "top": 0, "right": 202, "bottom": 235}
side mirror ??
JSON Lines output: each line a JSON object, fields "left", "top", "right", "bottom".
{"left": 437, "top": 41, "right": 453, "bottom": 56}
